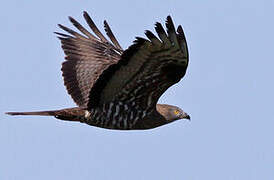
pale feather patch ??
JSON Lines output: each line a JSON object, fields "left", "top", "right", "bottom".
{"left": 84, "top": 110, "right": 91, "bottom": 119}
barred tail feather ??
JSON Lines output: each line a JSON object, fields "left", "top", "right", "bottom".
{"left": 6, "top": 110, "right": 57, "bottom": 116}
{"left": 5, "top": 107, "right": 87, "bottom": 122}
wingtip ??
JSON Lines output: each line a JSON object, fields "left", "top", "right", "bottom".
{"left": 177, "top": 25, "right": 186, "bottom": 39}
{"left": 154, "top": 22, "right": 162, "bottom": 28}
{"left": 166, "top": 15, "right": 172, "bottom": 22}
{"left": 154, "top": 22, "right": 164, "bottom": 33}
{"left": 166, "top": 15, "right": 173, "bottom": 26}
{"left": 54, "top": 31, "right": 63, "bottom": 36}
{"left": 103, "top": 20, "right": 108, "bottom": 30}
{"left": 133, "top": 37, "right": 147, "bottom": 45}
{"left": 144, "top": 30, "right": 150, "bottom": 35}
{"left": 145, "top": 30, "right": 155, "bottom": 39}
{"left": 83, "top": 11, "right": 90, "bottom": 20}
{"left": 177, "top": 25, "right": 183, "bottom": 32}
{"left": 68, "top": 16, "right": 76, "bottom": 23}
{"left": 83, "top": 11, "right": 88, "bottom": 16}
{"left": 165, "top": 15, "right": 175, "bottom": 31}
{"left": 58, "top": 24, "right": 66, "bottom": 30}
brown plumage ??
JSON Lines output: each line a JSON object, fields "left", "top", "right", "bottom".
{"left": 6, "top": 12, "right": 190, "bottom": 130}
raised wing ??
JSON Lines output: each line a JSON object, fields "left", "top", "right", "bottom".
{"left": 56, "top": 12, "right": 123, "bottom": 107}
{"left": 88, "top": 16, "right": 188, "bottom": 110}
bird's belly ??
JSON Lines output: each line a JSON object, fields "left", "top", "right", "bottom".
{"left": 84, "top": 102, "right": 149, "bottom": 130}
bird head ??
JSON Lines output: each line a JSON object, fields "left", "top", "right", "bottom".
{"left": 156, "top": 104, "right": 190, "bottom": 122}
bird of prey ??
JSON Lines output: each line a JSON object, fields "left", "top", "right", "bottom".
{"left": 6, "top": 12, "right": 190, "bottom": 130}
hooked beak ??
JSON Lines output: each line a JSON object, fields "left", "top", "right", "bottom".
{"left": 180, "top": 113, "right": 191, "bottom": 121}
{"left": 185, "top": 114, "right": 191, "bottom": 121}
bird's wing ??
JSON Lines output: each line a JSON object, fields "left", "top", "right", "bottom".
{"left": 88, "top": 16, "right": 189, "bottom": 110}
{"left": 56, "top": 12, "right": 123, "bottom": 107}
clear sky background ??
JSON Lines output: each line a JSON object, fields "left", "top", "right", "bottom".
{"left": 1, "top": 0, "right": 273, "bottom": 179}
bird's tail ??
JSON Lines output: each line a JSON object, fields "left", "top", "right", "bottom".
{"left": 6, "top": 110, "right": 57, "bottom": 116}
{"left": 5, "top": 107, "right": 86, "bottom": 122}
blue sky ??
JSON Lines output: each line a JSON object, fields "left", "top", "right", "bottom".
{"left": 1, "top": 0, "right": 273, "bottom": 179}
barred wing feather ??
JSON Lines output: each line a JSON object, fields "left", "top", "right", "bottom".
{"left": 56, "top": 12, "right": 122, "bottom": 107}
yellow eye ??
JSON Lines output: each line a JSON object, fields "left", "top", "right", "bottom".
{"left": 174, "top": 110, "right": 180, "bottom": 115}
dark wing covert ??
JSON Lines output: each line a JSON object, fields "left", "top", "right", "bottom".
{"left": 88, "top": 16, "right": 189, "bottom": 110}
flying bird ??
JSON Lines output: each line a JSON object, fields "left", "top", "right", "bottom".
{"left": 6, "top": 12, "right": 190, "bottom": 130}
